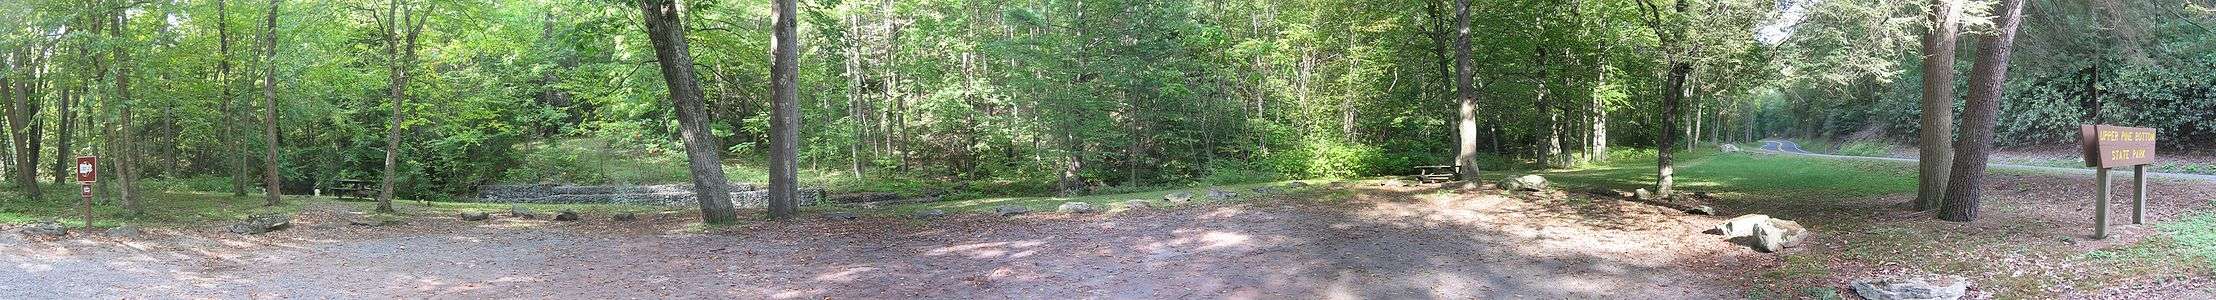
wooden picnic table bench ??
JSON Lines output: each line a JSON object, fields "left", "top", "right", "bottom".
{"left": 330, "top": 179, "right": 377, "bottom": 200}
{"left": 1412, "top": 165, "right": 1461, "bottom": 183}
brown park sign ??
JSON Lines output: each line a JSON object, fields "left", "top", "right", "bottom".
{"left": 2081, "top": 125, "right": 2156, "bottom": 168}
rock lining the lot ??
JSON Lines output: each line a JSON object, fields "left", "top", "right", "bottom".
{"left": 1499, "top": 175, "right": 1548, "bottom": 191}
{"left": 228, "top": 214, "right": 292, "bottom": 235}
{"left": 1850, "top": 275, "right": 1969, "bottom": 300}
{"left": 554, "top": 210, "right": 581, "bottom": 221}
{"left": 20, "top": 219, "right": 66, "bottom": 238}
{"left": 460, "top": 212, "right": 492, "bottom": 221}
{"left": 1123, "top": 200, "right": 1153, "bottom": 209}
{"left": 611, "top": 213, "right": 638, "bottom": 221}
{"left": 1708, "top": 214, "right": 1809, "bottom": 252}
{"left": 1164, "top": 192, "right": 1194, "bottom": 203}
{"left": 478, "top": 183, "right": 823, "bottom": 208}
{"left": 1207, "top": 188, "right": 1239, "bottom": 200}
{"left": 1057, "top": 202, "right": 1097, "bottom": 214}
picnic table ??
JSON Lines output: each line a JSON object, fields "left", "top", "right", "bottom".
{"left": 330, "top": 179, "right": 377, "bottom": 200}
{"left": 1412, "top": 165, "right": 1461, "bottom": 183}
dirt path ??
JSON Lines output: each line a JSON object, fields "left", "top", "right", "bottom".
{"left": 3, "top": 187, "right": 1745, "bottom": 299}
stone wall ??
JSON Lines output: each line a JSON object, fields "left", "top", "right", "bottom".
{"left": 479, "top": 183, "right": 820, "bottom": 208}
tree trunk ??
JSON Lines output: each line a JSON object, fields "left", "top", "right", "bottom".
{"left": 1915, "top": 0, "right": 1962, "bottom": 211}
{"left": 376, "top": 0, "right": 428, "bottom": 213}
{"left": 767, "top": 0, "right": 802, "bottom": 219}
{"left": 1940, "top": 0, "right": 2025, "bottom": 222}
{"left": 260, "top": 0, "right": 284, "bottom": 207}
{"left": 218, "top": 0, "right": 249, "bottom": 197}
{"left": 5, "top": 55, "right": 36, "bottom": 200}
{"left": 53, "top": 85, "right": 72, "bottom": 186}
{"left": 113, "top": 12, "right": 140, "bottom": 213}
{"left": 1453, "top": 0, "right": 1481, "bottom": 186}
{"left": 1657, "top": 62, "right": 1688, "bottom": 197}
{"left": 638, "top": 0, "right": 739, "bottom": 224}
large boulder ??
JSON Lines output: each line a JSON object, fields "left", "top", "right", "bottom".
{"left": 821, "top": 212, "right": 859, "bottom": 220}
{"left": 20, "top": 219, "right": 66, "bottom": 238}
{"left": 1850, "top": 275, "right": 1970, "bottom": 300}
{"left": 1123, "top": 200, "right": 1153, "bottom": 210}
{"left": 994, "top": 205, "right": 1031, "bottom": 217}
{"left": 1251, "top": 186, "right": 1286, "bottom": 195}
{"left": 460, "top": 212, "right": 492, "bottom": 221}
{"left": 1753, "top": 219, "right": 1810, "bottom": 252}
{"left": 1164, "top": 192, "right": 1195, "bottom": 203}
{"left": 1710, "top": 214, "right": 1773, "bottom": 237}
{"left": 1634, "top": 188, "right": 1657, "bottom": 200}
{"left": 553, "top": 210, "right": 581, "bottom": 221}
{"left": 1206, "top": 188, "right": 1239, "bottom": 201}
{"left": 611, "top": 212, "right": 638, "bottom": 221}
{"left": 1720, "top": 144, "right": 1742, "bottom": 153}
{"left": 228, "top": 214, "right": 293, "bottom": 235}
{"left": 509, "top": 205, "right": 537, "bottom": 219}
{"left": 1057, "top": 202, "right": 1098, "bottom": 214}
{"left": 1498, "top": 175, "right": 1549, "bottom": 191}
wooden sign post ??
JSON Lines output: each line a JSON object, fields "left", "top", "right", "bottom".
{"left": 2080, "top": 125, "right": 2155, "bottom": 239}
{"left": 76, "top": 156, "right": 97, "bottom": 229}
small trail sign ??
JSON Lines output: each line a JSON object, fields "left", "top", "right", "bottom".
{"left": 76, "top": 156, "right": 97, "bottom": 183}
{"left": 76, "top": 156, "right": 96, "bottom": 229}
{"left": 2078, "top": 125, "right": 2156, "bottom": 240}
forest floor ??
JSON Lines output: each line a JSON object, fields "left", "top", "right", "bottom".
{"left": 3, "top": 149, "right": 2214, "bottom": 299}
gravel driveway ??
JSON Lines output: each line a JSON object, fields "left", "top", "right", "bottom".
{"left": 4, "top": 187, "right": 1742, "bottom": 299}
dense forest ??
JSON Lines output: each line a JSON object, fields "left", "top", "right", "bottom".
{"left": 0, "top": 0, "right": 2211, "bottom": 213}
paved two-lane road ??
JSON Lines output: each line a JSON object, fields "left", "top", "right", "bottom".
{"left": 1755, "top": 140, "right": 2216, "bottom": 181}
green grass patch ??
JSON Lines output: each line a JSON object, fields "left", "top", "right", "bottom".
{"left": 2158, "top": 206, "right": 2216, "bottom": 266}
{"left": 0, "top": 187, "right": 302, "bottom": 227}
{"left": 1542, "top": 150, "right": 1916, "bottom": 198}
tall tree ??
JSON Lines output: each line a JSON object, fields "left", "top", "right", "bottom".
{"left": 638, "top": 0, "right": 739, "bottom": 224}
{"left": 1453, "top": 0, "right": 1481, "bottom": 187}
{"left": 766, "top": 0, "right": 802, "bottom": 218}
{"left": 113, "top": 8, "right": 141, "bottom": 214}
{"left": 259, "top": 0, "right": 284, "bottom": 207}
{"left": 1639, "top": 0, "right": 1692, "bottom": 197}
{"left": 1915, "top": 0, "right": 1962, "bottom": 211}
{"left": 1940, "top": 0, "right": 2026, "bottom": 222}
{"left": 375, "top": 0, "right": 430, "bottom": 213}
{"left": 218, "top": 0, "right": 249, "bottom": 196}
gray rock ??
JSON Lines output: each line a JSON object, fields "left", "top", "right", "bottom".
{"left": 994, "top": 205, "right": 1031, "bottom": 216}
{"left": 1326, "top": 181, "right": 1350, "bottom": 189}
{"left": 1285, "top": 182, "right": 1310, "bottom": 188}
{"left": 1251, "top": 187, "right": 1285, "bottom": 195}
{"left": 228, "top": 214, "right": 292, "bottom": 235}
{"left": 1720, "top": 144, "right": 1742, "bottom": 153}
{"left": 1753, "top": 219, "right": 1809, "bottom": 252}
{"left": 611, "top": 213, "right": 638, "bottom": 221}
{"left": 460, "top": 212, "right": 492, "bottom": 221}
{"left": 1123, "top": 200, "right": 1153, "bottom": 209}
{"left": 509, "top": 205, "right": 537, "bottom": 219}
{"left": 1498, "top": 175, "right": 1549, "bottom": 191}
{"left": 1711, "top": 214, "right": 1773, "bottom": 238}
{"left": 912, "top": 209, "right": 947, "bottom": 219}
{"left": 1057, "top": 202, "right": 1098, "bottom": 214}
{"left": 21, "top": 219, "right": 67, "bottom": 238}
{"left": 1684, "top": 205, "right": 1717, "bottom": 215}
{"left": 1851, "top": 275, "right": 1969, "bottom": 300}
{"left": 105, "top": 225, "right": 142, "bottom": 238}
{"left": 1634, "top": 188, "right": 1656, "bottom": 200}
{"left": 822, "top": 212, "right": 859, "bottom": 220}
{"left": 1164, "top": 192, "right": 1194, "bottom": 203}
{"left": 553, "top": 210, "right": 581, "bottom": 221}
{"left": 1206, "top": 188, "right": 1238, "bottom": 200}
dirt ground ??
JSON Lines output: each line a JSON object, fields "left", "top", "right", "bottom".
{"left": 3, "top": 185, "right": 1752, "bottom": 299}
{"left": 5, "top": 168, "right": 2212, "bottom": 299}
